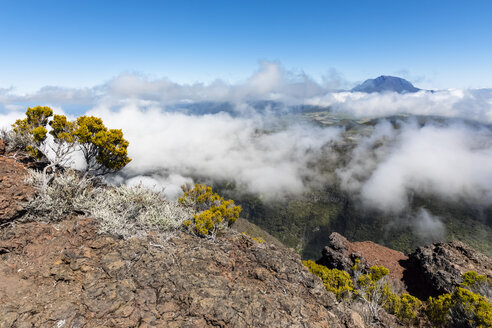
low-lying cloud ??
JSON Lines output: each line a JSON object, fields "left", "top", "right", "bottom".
{"left": 338, "top": 120, "right": 492, "bottom": 212}
{"left": 92, "top": 106, "right": 341, "bottom": 198}
{"left": 1, "top": 62, "right": 492, "bottom": 216}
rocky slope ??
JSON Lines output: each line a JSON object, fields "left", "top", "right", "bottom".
{"left": 1, "top": 142, "right": 491, "bottom": 327}
{"left": 0, "top": 216, "right": 365, "bottom": 328}
{"left": 0, "top": 146, "right": 34, "bottom": 225}
{"left": 0, "top": 148, "right": 366, "bottom": 328}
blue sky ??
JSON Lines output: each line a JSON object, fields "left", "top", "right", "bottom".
{"left": 0, "top": 0, "right": 491, "bottom": 92}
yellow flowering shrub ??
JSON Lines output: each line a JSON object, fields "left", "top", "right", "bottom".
{"left": 179, "top": 184, "right": 241, "bottom": 237}
{"left": 74, "top": 116, "right": 131, "bottom": 175}
{"left": 12, "top": 106, "right": 54, "bottom": 158}
{"left": 11, "top": 108, "right": 131, "bottom": 177}
{"left": 354, "top": 265, "right": 422, "bottom": 323}
{"left": 426, "top": 287, "right": 492, "bottom": 328}
{"left": 303, "top": 260, "right": 354, "bottom": 300}
{"left": 397, "top": 294, "right": 422, "bottom": 322}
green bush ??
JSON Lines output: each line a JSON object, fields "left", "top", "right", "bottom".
{"left": 353, "top": 265, "right": 422, "bottom": 323}
{"left": 397, "top": 294, "right": 422, "bottom": 322}
{"left": 302, "top": 260, "right": 353, "bottom": 300}
{"left": 461, "top": 271, "right": 492, "bottom": 299}
{"left": 427, "top": 287, "right": 492, "bottom": 328}
{"left": 11, "top": 106, "right": 131, "bottom": 179}
{"left": 179, "top": 184, "right": 241, "bottom": 238}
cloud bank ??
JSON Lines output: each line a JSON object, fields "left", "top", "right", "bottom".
{"left": 338, "top": 121, "right": 492, "bottom": 212}
{"left": 2, "top": 62, "right": 492, "bottom": 122}
{"left": 92, "top": 106, "right": 341, "bottom": 199}
{"left": 1, "top": 62, "right": 492, "bottom": 215}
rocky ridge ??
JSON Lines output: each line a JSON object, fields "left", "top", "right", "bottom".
{"left": 0, "top": 216, "right": 371, "bottom": 328}
{"left": 0, "top": 146, "right": 364, "bottom": 328}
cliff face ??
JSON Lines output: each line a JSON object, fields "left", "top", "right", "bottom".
{"left": 405, "top": 241, "right": 492, "bottom": 299}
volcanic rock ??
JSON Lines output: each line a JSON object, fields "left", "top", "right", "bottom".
{"left": 0, "top": 216, "right": 367, "bottom": 327}
{"left": 0, "top": 139, "right": 5, "bottom": 155}
{"left": 317, "top": 233, "right": 408, "bottom": 283}
{"left": 0, "top": 156, "right": 35, "bottom": 224}
{"left": 404, "top": 241, "right": 492, "bottom": 298}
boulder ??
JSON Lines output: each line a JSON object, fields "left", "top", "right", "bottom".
{"left": 405, "top": 241, "right": 492, "bottom": 298}
{"left": 317, "top": 233, "right": 408, "bottom": 283}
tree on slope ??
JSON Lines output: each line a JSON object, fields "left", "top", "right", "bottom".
{"left": 11, "top": 106, "right": 131, "bottom": 189}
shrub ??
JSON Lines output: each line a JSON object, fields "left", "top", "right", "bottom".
{"left": 303, "top": 260, "right": 354, "bottom": 300}
{"left": 396, "top": 294, "right": 422, "bottom": 322}
{"left": 0, "top": 128, "right": 32, "bottom": 154}
{"left": 305, "top": 261, "right": 423, "bottom": 324}
{"left": 353, "top": 265, "right": 421, "bottom": 323}
{"left": 86, "top": 184, "right": 194, "bottom": 238}
{"left": 9, "top": 107, "right": 131, "bottom": 190}
{"left": 179, "top": 184, "right": 241, "bottom": 238}
{"left": 24, "top": 169, "right": 194, "bottom": 238}
{"left": 24, "top": 169, "right": 93, "bottom": 221}
{"left": 73, "top": 115, "right": 131, "bottom": 176}
{"left": 354, "top": 266, "right": 393, "bottom": 320}
{"left": 427, "top": 287, "right": 492, "bottom": 328}
{"left": 461, "top": 271, "right": 492, "bottom": 299}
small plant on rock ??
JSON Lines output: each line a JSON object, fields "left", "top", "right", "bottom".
{"left": 461, "top": 271, "right": 492, "bottom": 299}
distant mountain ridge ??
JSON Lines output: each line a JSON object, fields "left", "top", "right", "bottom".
{"left": 352, "top": 75, "right": 420, "bottom": 94}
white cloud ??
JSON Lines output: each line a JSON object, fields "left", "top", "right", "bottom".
{"left": 88, "top": 105, "right": 342, "bottom": 198}
{"left": 338, "top": 121, "right": 492, "bottom": 212}
{"left": 412, "top": 208, "right": 445, "bottom": 241}
{"left": 2, "top": 62, "right": 492, "bottom": 211}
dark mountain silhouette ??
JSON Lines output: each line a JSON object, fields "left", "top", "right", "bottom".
{"left": 352, "top": 75, "right": 420, "bottom": 93}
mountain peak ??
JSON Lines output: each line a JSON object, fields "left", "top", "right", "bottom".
{"left": 352, "top": 75, "right": 420, "bottom": 94}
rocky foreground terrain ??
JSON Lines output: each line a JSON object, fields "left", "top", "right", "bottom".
{"left": 0, "top": 142, "right": 491, "bottom": 327}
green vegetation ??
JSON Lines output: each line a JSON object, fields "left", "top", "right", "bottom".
{"left": 303, "top": 261, "right": 422, "bottom": 324}
{"left": 10, "top": 106, "right": 131, "bottom": 185}
{"left": 353, "top": 265, "right": 421, "bottom": 323}
{"left": 179, "top": 184, "right": 241, "bottom": 238}
{"left": 303, "top": 260, "right": 353, "bottom": 300}
{"left": 304, "top": 252, "right": 491, "bottom": 327}
{"left": 426, "top": 287, "right": 492, "bottom": 328}
{"left": 241, "top": 232, "right": 265, "bottom": 244}
{"left": 397, "top": 294, "right": 423, "bottom": 323}
{"left": 74, "top": 115, "right": 131, "bottom": 176}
